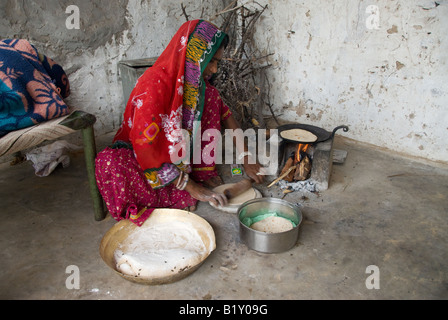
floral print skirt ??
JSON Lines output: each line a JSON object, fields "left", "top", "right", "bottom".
{"left": 95, "top": 147, "right": 197, "bottom": 226}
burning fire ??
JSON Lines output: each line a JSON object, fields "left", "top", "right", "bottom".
{"left": 296, "top": 144, "right": 310, "bottom": 162}
{"left": 272, "top": 142, "right": 313, "bottom": 186}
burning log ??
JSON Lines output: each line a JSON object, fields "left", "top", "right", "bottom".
{"left": 268, "top": 142, "right": 313, "bottom": 189}
{"left": 292, "top": 144, "right": 312, "bottom": 181}
{"left": 275, "top": 144, "right": 312, "bottom": 184}
{"left": 279, "top": 154, "right": 295, "bottom": 182}
{"left": 294, "top": 153, "right": 311, "bottom": 181}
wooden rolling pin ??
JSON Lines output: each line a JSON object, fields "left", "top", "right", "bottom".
{"left": 223, "top": 178, "right": 253, "bottom": 199}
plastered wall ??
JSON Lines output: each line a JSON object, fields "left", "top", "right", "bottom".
{"left": 252, "top": 0, "right": 447, "bottom": 163}
{"left": 1, "top": 0, "right": 447, "bottom": 163}
{"left": 1, "top": 0, "right": 228, "bottom": 139}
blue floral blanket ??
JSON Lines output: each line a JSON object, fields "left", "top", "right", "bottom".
{"left": 0, "top": 39, "right": 70, "bottom": 137}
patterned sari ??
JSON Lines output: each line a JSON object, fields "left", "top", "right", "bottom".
{"left": 95, "top": 20, "right": 231, "bottom": 226}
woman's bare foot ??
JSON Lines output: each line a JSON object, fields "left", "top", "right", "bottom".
{"left": 183, "top": 205, "right": 197, "bottom": 212}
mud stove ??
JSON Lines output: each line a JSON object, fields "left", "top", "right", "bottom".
{"left": 275, "top": 124, "right": 349, "bottom": 193}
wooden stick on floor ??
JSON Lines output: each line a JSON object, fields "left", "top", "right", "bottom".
{"left": 267, "top": 165, "right": 297, "bottom": 188}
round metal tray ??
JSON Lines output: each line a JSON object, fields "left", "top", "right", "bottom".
{"left": 100, "top": 209, "right": 216, "bottom": 285}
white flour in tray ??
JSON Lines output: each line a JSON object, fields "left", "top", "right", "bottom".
{"left": 114, "top": 221, "right": 210, "bottom": 278}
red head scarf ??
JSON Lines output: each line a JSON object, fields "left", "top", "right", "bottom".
{"left": 114, "top": 20, "right": 227, "bottom": 189}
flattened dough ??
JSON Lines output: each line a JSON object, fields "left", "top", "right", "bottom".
{"left": 280, "top": 128, "right": 318, "bottom": 143}
{"left": 210, "top": 183, "right": 262, "bottom": 213}
{"left": 213, "top": 183, "right": 256, "bottom": 205}
{"left": 113, "top": 218, "right": 214, "bottom": 279}
{"left": 251, "top": 216, "right": 294, "bottom": 233}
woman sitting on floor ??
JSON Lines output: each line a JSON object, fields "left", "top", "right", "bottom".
{"left": 95, "top": 20, "right": 263, "bottom": 226}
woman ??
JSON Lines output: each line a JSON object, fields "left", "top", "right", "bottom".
{"left": 95, "top": 20, "right": 263, "bottom": 226}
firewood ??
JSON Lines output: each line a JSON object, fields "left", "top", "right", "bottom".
{"left": 193, "top": 2, "right": 273, "bottom": 130}
{"left": 267, "top": 165, "right": 297, "bottom": 188}
{"left": 280, "top": 155, "right": 295, "bottom": 182}
{"left": 294, "top": 154, "right": 311, "bottom": 181}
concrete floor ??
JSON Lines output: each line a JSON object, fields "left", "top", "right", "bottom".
{"left": 1, "top": 133, "right": 447, "bottom": 300}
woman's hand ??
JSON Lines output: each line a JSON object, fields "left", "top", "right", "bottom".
{"left": 243, "top": 156, "right": 264, "bottom": 184}
{"left": 184, "top": 179, "right": 228, "bottom": 207}
{"left": 222, "top": 114, "right": 265, "bottom": 185}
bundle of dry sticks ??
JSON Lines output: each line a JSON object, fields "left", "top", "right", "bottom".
{"left": 181, "top": 1, "right": 276, "bottom": 130}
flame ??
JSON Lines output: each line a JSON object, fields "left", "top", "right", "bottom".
{"left": 296, "top": 143, "right": 310, "bottom": 162}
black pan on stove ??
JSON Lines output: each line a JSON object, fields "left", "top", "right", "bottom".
{"left": 277, "top": 124, "right": 349, "bottom": 144}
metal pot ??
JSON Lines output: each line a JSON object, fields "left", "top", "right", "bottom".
{"left": 238, "top": 198, "right": 303, "bottom": 253}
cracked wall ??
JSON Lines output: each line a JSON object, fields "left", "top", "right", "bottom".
{"left": 253, "top": 0, "right": 447, "bottom": 163}
{"left": 1, "top": 0, "right": 228, "bottom": 137}
{"left": 1, "top": 0, "right": 446, "bottom": 163}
